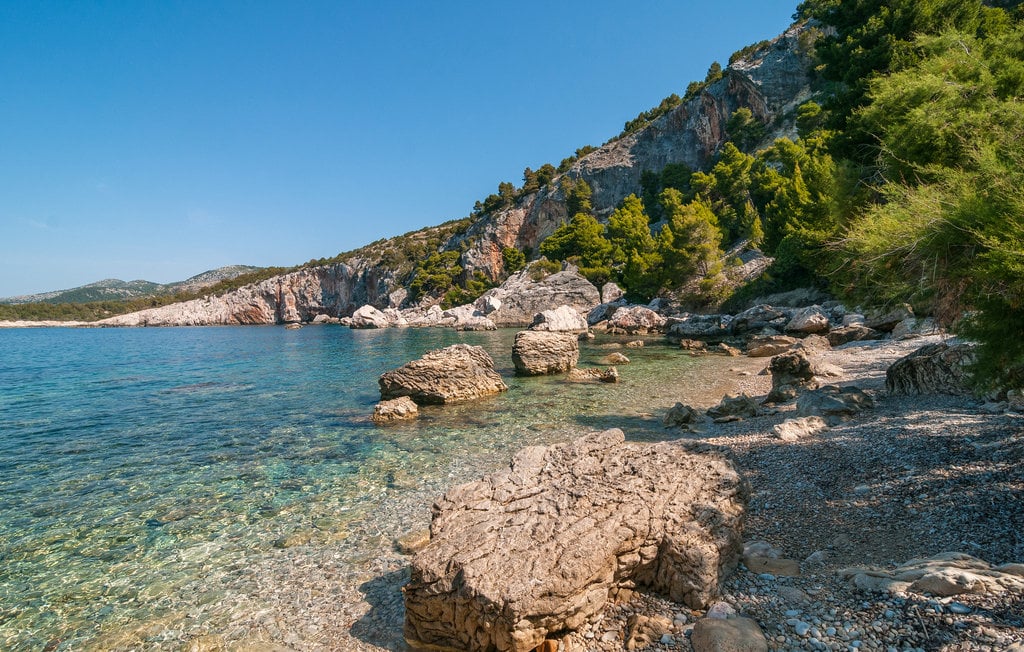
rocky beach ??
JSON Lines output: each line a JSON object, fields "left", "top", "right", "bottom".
{"left": 151, "top": 326, "right": 1019, "bottom": 652}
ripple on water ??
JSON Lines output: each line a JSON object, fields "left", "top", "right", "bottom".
{"left": 0, "top": 326, "right": 746, "bottom": 649}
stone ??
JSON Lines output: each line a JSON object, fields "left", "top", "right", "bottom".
{"left": 785, "top": 305, "right": 831, "bottom": 334}
{"left": 512, "top": 331, "right": 580, "bottom": 376}
{"left": 795, "top": 385, "right": 874, "bottom": 424}
{"left": 713, "top": 343, "right": 741, "bottom": 357}
{"left": 529, "top": 305, "right": 589, "bottom": 332}
{"left": 865, "top": 304, "right": 914, "bottom": 332}
{"left": 746, "top": 335, "right": 798, "bottom": 358}
{"left": 625, "top": 614, "right": 673, "bottom": 651}
{"left": 827, "top": 324, "right": 879, "bottom": 347}
{"left": 886, "top": 342, "right": 975, "bottom": 395}
{"left": 567, "top": 367, "right": 619, "bottom": 383}
{"left": 607, "top": 306, "right": 667, "bottom": 334}
{"left": 766, "top": 350, "right": 817, "bottom": 403}
{"left": 731, "top": 304, "right": 790, "bottom": 334}
{"left": 379, "top": 344, "right": 507, "bottom": 404}
{"left": 394, "top": 528, "right": 431, "bottom": 555}
{"left": 350, "top": 304, "right": 391, "bottom": 329}
{"left": 456, "top": 316, "right": 497, "bottom": 331}
{"left": 666, "top": 314, "right": 733, "bottom": 339}
{"left": 839, "top": 552, "right": 1024, "bottom": 597}
{"left": 586, "top": 301, "right": 626, "bottom": 326}
{"left": 625, "top": 339, "right": 645, "bottom": 348}
{"left": 482, "top": 269, "right": 601, "bottom": 327}
{"left": 403, "top": 429, "right": 746, "bottom": 652}
{"left": 772, "top": 416, "right": 828, "bottom": 441}
{"left": 371, "top": 396, "right": 419, "bottom": 423}
{"left": 691, "top": 616, "right": 769, "bottom": 652}
{"left": 602, "top": 352, "right": 630, "bottom": 365}
{"left": 664, "top": 402, "right": 706, "bottom": 430}
{"left": 601, "top": 282, "right": 625, "bottom": 304}
{"left": 744, "top": 555, "right": 801, "bottom": 576}
{"left": 481, "top": 294, "right": 502, "bottom": 314}
{"left": 707, "top": 394, "right": 762, "bottom": 420}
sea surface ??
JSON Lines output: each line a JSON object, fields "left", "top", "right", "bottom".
{"left": 0, "top": 325, "right": 745, "bottom": 650}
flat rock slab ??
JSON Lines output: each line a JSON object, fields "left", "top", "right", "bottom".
{"left": 379, "top": 344, "right": 507, "bottom": 404}
{"left": 404, "top": 429, "right": 746, "bottom": 652}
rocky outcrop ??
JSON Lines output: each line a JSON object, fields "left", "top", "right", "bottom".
{"left": 606, "top": 306, "right": 667, "bottom": 334}
{"left": 511, "top": 331, "right": 579, "bottom": 375}
{"left": 403, "top": 429, "right": 746, "bottom": 652}
{"left": 379, "top": 344, "right": 507, "bottom": 404}
{"left": 99, "top": 261, "right": 399, "bottom": 327}
{"left": 529, "top": 305, "right": 589, "bottom": 332}
{"left": 482, "top": 269, "right": 601, "bottom": 327}
{"left": 372, "top": 396, "right": 418, "bottom": 423}
{"left": 885, "top": 342, "right": 975, "bottom": 395}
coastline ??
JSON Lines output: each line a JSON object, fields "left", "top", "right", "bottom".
{"left": 187, "top": 333, "right": 1023, "bottom": 651}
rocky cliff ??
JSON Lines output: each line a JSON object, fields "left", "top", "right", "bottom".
{"left": 101, "top": 24, "right": 814, "bottom": 326}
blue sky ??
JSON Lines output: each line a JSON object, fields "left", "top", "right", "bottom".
{"left": 0, "top": 1, "right": 798, "bottom": 297}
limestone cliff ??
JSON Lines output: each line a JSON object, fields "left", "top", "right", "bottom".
{"left": 101, "top": 23, "right": 814, "bottom": 326}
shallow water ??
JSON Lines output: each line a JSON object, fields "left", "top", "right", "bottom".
{"left": 0, "top": 326, "right": 746, "bottom": 650}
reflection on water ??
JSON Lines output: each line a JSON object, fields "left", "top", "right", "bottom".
{"left": 0, "top": 326, "right": 742, "bottom": 649}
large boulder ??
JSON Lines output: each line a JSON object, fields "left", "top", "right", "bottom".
{"left": 827, "top": 324, "right": 879, "bottom": 347}
{"left": 511, "top": 331, "right": 580, "bottom": 376}
{"left": 481, "top": 269, "right": 601, "bottom": 327}
{"left": 885, "top": 342, "right": 975, "bottom": 395}
{"left": 530, "top": 305, "right": 589, "bottom": 332}
{"left": 785, "top": 305, "right": 831, "bottom": 334}
{"left": 403, "top": 429, "right": 746, "bottom": 652}
{"left": 795, "top": 385, "right": 874, "bottom": 424}
{"left": 730, "top": 304, "right": 789, "bottom": 334}
{"left": 379, "top": 344, "right": 507, "bottom": 404}
{"left": 746, "top": 335, "right": 798, "bottom": 358}
{"left": 666, "top": 314, "right": 733, "bottom": 340}
{"left": 350, "top": 304, "right": 391, "bottom": 329}
{"left": 865, "top": 304, "right": 914, "bottom": 332}
{"left": 607, "top": 306, "right": 667, "bottom": 334}
{"left": 766, "top": 350, "right": 817, "bottom": 403}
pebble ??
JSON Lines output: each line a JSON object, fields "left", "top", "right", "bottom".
{"left": 948, "top": 602, "right": 971, "bottom": 614}
{"left": 757, "top": 573, "right": 776, "bottom": 581}
{"left": 794, "top": 621, "right": 811, "bottom": 637}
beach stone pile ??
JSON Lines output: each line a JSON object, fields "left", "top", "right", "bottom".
{"left": 403, "top": 429, "right": 746, "bottom": 652}
{"left": 377, "top": 344, "right": 507, "bottom": 404}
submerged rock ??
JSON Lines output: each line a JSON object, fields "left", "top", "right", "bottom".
{"left": 371, "top": 396, "right": 419, "bottom": 423}
{"left": 379, "top": 344, "right": 507, "bottom": 404}
{"left": 403, "top": 429, "right": 746, "bottom": 652}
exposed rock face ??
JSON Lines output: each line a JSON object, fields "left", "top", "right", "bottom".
{"left": 403, "top": 429, "right": 746, "bottom": 652}
{"left": 511, "top": 331, "right": 580, "bottom": 376}
{"left": 372, "top": 396, "right": 418, "bottom": 423}
{"left": 482, "top": 269, "right": 601, "bottom": 327}
{"left": 456, "top": 25, "right": 813, "bottom": 285}
{"left": 607, "top": 306, "right": 667, "bottom": 334}
{"left": 885, "top": 342, "right": 975, "bottom": 395}
{"left": 529, "top": 305, "right": 589, "bottom": 332}
{"left": 379, "top": 344, "right": 507, "bottom": 404}
{"left": 99, "top": 262, "right": 398, "bottom": 327}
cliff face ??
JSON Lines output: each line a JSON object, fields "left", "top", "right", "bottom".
{"left": 99, "top": 259, "right": 400, "bottom": 326}
{"left": 103, "top": 24, "right": 813, "bottom": 326}
{"left": 460, "top": 24, "right": 814, "bottom": 281}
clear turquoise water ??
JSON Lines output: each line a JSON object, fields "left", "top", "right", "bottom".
{"left": 0, "top": 325, "right": 738, "bottom": 650}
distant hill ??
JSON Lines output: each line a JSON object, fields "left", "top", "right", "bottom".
{"left": 0, "top": 265, "right": 262, "bottom": 304}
